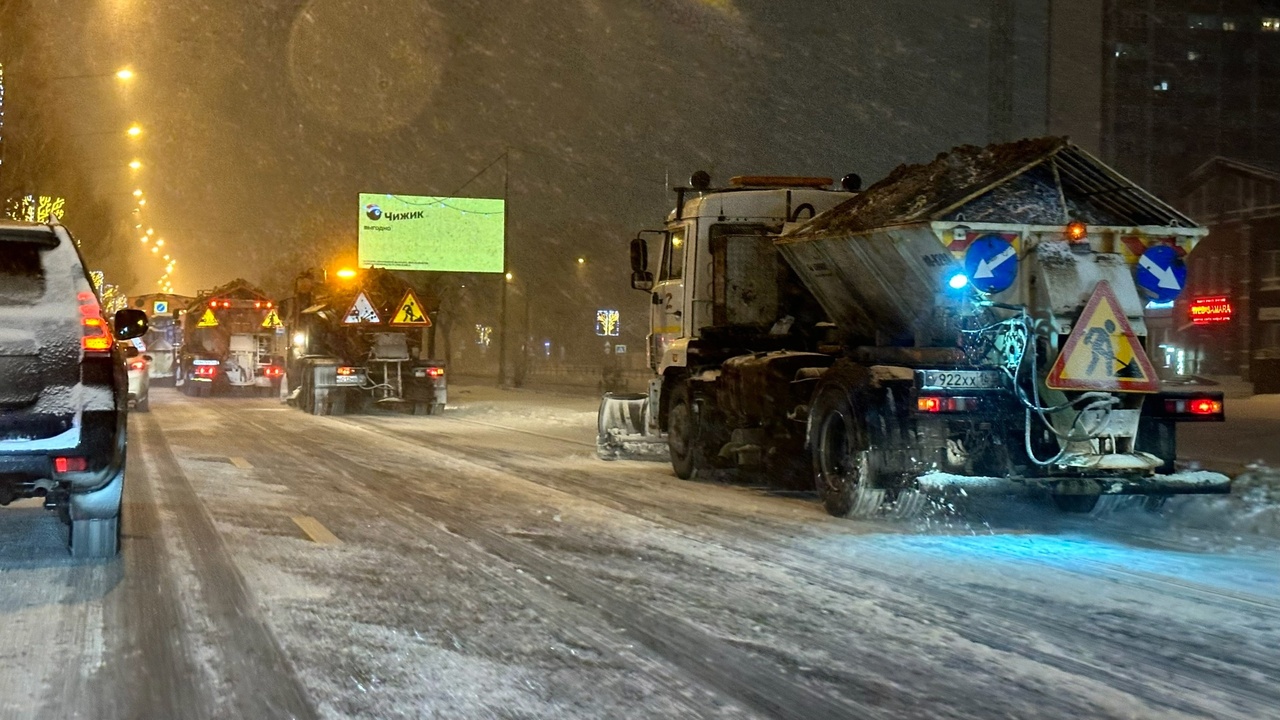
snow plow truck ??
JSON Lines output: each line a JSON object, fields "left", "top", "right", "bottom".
{"left": 283, "top": 267, "right": 446, "bottom": 416}
{"left": 598, "top": 137, "right": 1231, "bottom": 516}
{"left": 176, "top": 279, "right": 285, "bottom": 397}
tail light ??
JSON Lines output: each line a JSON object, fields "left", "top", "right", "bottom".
{"left": 916, "top": 396, "right": 980, "bottom": 413}
{"left": 79, "top": 292, "right": 113, "bottom": 356}
{"left": 263, "top": 365, "right": 284, "bottom": 378}
{"left": 1065, "top": 221, "right": 1088, "bottom": 243}
{"left": 427, "top": 367, "right": 445, "bottom": 379}
{"left": 194, "top": 365, "right": 218, "bottom": 379}
{"left": 1163, "top": 397, "right": 1224, "bottom": 417}
{"left": 54, "top": 457, "right": 88, "bottom": 474}
{"left": 128, "top": 358, "right": 147, "bottom": 372}
{"left": 336, "top": 366, "right": 356, "bottom": 376}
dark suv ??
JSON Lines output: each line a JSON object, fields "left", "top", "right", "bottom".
{"left": 0, "top": 221, "right": 147, "bottom": 558}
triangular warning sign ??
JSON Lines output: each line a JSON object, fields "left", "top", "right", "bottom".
{"left": 1047, "top": 281, "right": 1159, "bottom": 393}
{"left": 342, "top": 291, "right": 382, "bottom": 325}
{"left": 390, "top": 290, "right": 431, "bottom": 327}
{"left": 196, "top": 308, "right": 219, "bottom": 328}
{"left": 262, "top": 308, "right": 283, "bottom": 328}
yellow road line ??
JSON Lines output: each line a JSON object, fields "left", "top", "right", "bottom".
{"left": 292, "top": 515, "right": 341, "bottom": 545}
{"left": 229, "top": 456, "right": 254, "bottom": 469}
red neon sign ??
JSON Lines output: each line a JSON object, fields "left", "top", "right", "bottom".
{"left": 1189, "top": 296, "right": 1233, "bottom": 325}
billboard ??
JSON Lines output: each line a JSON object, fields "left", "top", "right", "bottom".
{"left": 358, "top": 193, "right": 504, "bottom": 273}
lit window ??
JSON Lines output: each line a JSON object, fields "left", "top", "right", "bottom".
{"left": 1153, "top": 80, "right": 1170, "bottom": 92}
{"left": 1187, "top": 50, "right": 1202, "bottom": 61}
{"left": 1222, "top": 20, "right": 1237, "bottom": 31}
{"left": 1264, "top": 18, "right": 1280, "bottom": 32}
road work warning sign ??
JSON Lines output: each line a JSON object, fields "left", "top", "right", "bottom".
{"left": 1047, "top": 281, "right": 1159, "bottom": 393}
{"left": 262, "top": 308, "right": 283, "bottom": 329}
{"left": 390, "top": 290, "right": 431, "bottom": 327}
{"left": 196, "top": 308, "right": 219, "bottom": 328}
{"left": 342, "top": 291, "right": 382, "bottom": 325}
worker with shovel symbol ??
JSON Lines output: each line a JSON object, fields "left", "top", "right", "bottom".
{"left": 400, "top": 301, "right": 424, "bottom": 324}
{"left": 1084, "top": 319, "right": 1117, "bottom": 377}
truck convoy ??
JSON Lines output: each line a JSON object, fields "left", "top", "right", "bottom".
{"left": 175, "top": 279, "right": 285, "bottom": 397}
{"left": 599, "top": 138, "right": 1230, "bottom": 516}
{"left": 284, "top": 267, "right": 446, "bottom": 416}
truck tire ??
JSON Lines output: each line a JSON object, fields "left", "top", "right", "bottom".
{"left": 809, "top": 365, "right": 884, "bottom": 517}
{"left": 70, "top": 514, "right": 121, "bottom": 559}
{"left": 667, "top": 381, "right": 706, "bottom": 480}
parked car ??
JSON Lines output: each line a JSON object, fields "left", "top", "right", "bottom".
{"left": 126, "top": 345, "right": 152, "bottom": 412}
{"left": 0, "top": 220, "right": 147, "bottom": 558}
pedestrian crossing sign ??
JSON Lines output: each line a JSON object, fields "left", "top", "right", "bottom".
{"left": 342, "top": 291, "right": 382, "bottom": 325}
{"left": 262, "top": 308, "right": 284, "bottom": 329}
{"left": 1046, "top": 281, "right": 1159, "bottom": 393}
{"left": 196, "top": 308, "right": 219, "bottom": 328}
{"left": 390, "top": 290, "right": 431, "bottom": 327}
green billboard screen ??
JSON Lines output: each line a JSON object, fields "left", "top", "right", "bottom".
{"left": 358, "top": 193, "right": 505, "bottom": 273}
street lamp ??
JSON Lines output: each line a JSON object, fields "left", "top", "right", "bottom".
{"left": 126, "top": 124, "right": 142, "bottom": 138}
{"left": 128, "top": 160, "right": 142, "bottom": 170}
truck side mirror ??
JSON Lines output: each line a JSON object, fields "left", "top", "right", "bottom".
{"left": 629, "top": 237, "right": 649, "bottom": 273}
{"left": 113, "top": 308, "right": 149, "bottom": 341}
{"left": 631, "top": 271, "right": 654, "bottom": 292}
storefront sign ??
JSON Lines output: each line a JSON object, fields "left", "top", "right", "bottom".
{"left": 1189, "top": 296, "right": 1233, "bottom": 325}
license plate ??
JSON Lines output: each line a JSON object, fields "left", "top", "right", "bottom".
{"left": 335, "top": 374, "right": 360, "bottom": 386}
{"left": 917, "top": 370, "right": 1004, "bottom": 391}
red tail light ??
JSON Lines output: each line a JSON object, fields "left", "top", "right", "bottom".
{"left": 54, "top": 457, "right": 87, "bottom": 473}
{"left": 1161, "top": 396, "right": 1225, "bottom": 420}
{"left": 427, "top": 367, "right": 445, "bottom": 379}
{"left": 1189, "top": 398, "right": 1222, "bottom": 415}
{"left": 79, "top": 292, "right": 113, "bottom": 355}
{"left": 916, "top": 396, "right": 980, "bottom": 413}
{"left": 264, "top": 366, "right": 283, "bottom": 377}
{"left": 195, "top": 365, "right": 218, "bottom": 378}
{"left": 128, "top": 358, "right": 147, "bottom": 371}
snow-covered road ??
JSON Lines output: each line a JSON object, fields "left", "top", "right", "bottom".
{"left": 2, "top": 385, "right": 1277, "bottom": 719}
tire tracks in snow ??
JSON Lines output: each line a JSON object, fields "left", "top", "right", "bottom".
{"left": 350, "top": 412, "right": 1280, "bottom": 720}
{"left": 226, "top": 403, "right": 892, "bottom": 720}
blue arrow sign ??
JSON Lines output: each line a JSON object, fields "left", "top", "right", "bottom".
{"left": 963, "top": 235, "right": 1019, "bottom": 294}
{"left": 1134, "top": 245, "right": 1186, "bottom": 303}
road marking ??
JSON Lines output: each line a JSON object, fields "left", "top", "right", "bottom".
{"left": 229, "top": 456, "right": 254, "bottom": 469}
{"left": 292, "top": 515, "right": 341, "bottom": 545}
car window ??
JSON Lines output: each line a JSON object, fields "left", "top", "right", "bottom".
{"left": 0, "top": 243, "right": 46, "bottom": 306}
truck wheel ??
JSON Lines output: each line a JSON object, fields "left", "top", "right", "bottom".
{"left": 70, "top": 514, "right": 121, "bottom": 559}
{"left": 667, "top": 381, "right": 705, "bottom": 480}
{"left": 413, "top": 402, "right": 429, "bottom": 416}
{"left": 810, "top": 367, "right": 884, "bottom": 517}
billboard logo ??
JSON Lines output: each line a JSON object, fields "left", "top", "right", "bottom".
{"left": 365, "top": 204, "right": 383, "bottom": 221}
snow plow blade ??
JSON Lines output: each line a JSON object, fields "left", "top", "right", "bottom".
{"left": 916, "top": 470, "right": 1232, "bottom": 498}
{"left": 596, "top": 392, "right": 668, "bottom": 462}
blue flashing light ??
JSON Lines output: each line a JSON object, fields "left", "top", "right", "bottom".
{"left": 948, "top": 273, "right": 970, "bottom": 290}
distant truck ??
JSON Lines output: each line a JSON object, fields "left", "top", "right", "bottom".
{"left": 175, "top": 279, "right": 285, "bottom": 397}
{"left": 284, "top": 267, "right": 446, "bottom": 416}
{"left": 600, "top": 138, "right": 1230, "bottom": 516}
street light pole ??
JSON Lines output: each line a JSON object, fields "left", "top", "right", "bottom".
{"left": 498, "top": 149, "right": 510, "bottom": 387}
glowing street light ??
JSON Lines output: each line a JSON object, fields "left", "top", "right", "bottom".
{"left": 137, "top": 199, "right": 146, "bottom": 207}
{"left": 335, "top": 268, "right": 357, "bottom": 280}
{"left": 132, "top": 189, "right": 143, "bottom": 198}
{"left": 116, "top": 68, "right": 135, "bottom": 81}
{"left": 146, "top": 228, "right": 154, "bottom": 236}
{"left": 126, "top": 124, "right": 142, "bottom": 138}
{"left": 128, "top": 160, "right": 142, "bottom": 170}
{"left": 155, "top": 238, "right": 164, "bottom": 247}
{"left": 140, "top": 237, "right": 148, "bottom": 243}
{"left": 505, "top": 272, "right": 514, "bottom": 282}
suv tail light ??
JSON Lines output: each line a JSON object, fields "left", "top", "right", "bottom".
{"left": 427, "top": 367, "right": 444, "bottom": 379}
{"left": 54, "top": 457, "right": 88, "bottom": 474}
{"left": 78, "top": 292, "right": 113, "bottom": 356}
